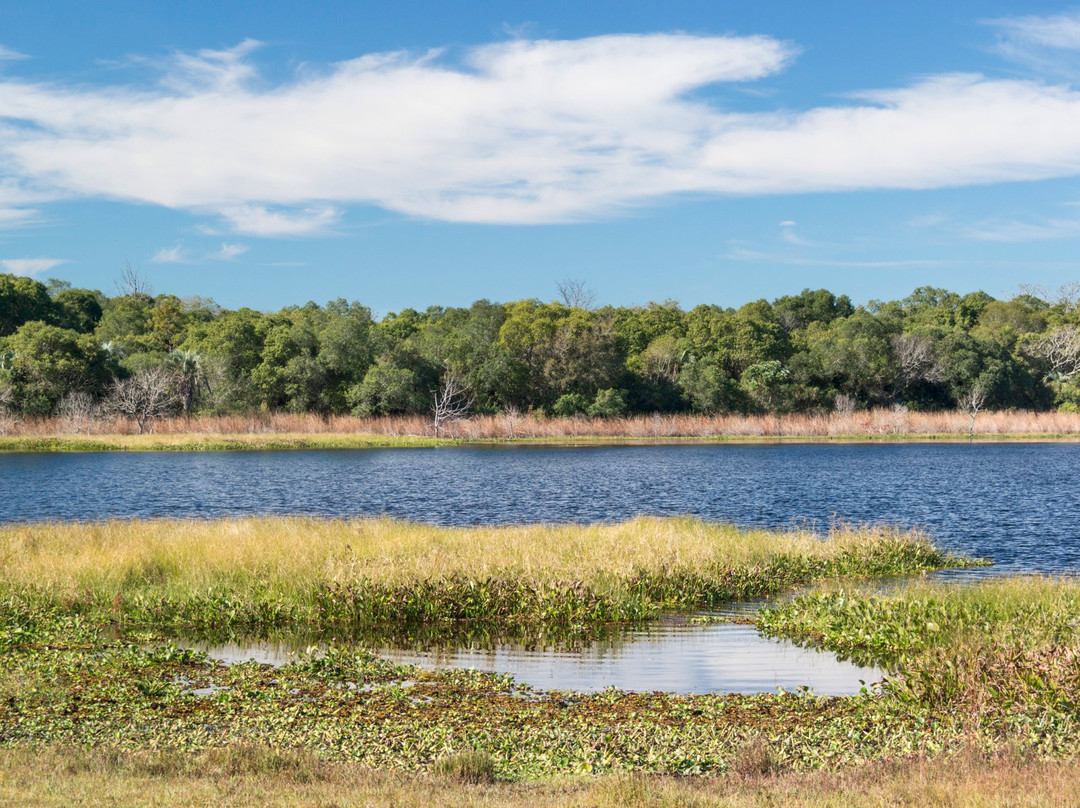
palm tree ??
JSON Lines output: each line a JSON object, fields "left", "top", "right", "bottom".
{"left": 169, "top": 349, "right": 208, "bottom": 413}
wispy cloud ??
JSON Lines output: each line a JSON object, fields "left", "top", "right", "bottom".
{"left": 0, "top": 46, "right": 28, "bottom": 61}
{"left": 725, "top": 247, "right": 948, "bottom": 269}
{"left": 219, "top": 205, "right": 340, "bottom": 236}
{"left": 0, "top": 207, "right": 37, "bottom": 227}
{"left": 213, "top": 242, "right": 248, "bottom": 260}
{"left": 984, "top": 10, "right": 1080, "bottom": 76}
{"left": 987, "top": 10, "right": 1080, "bottom": 51}
{"left": 964, "top": 216, "right": 1080, "bottom": 242}
{"left": 908, "top": 211, "right": 950, "bottom": 228}
{"left": 1, "top": 257, "right": 66, "bottom": 276}
{"left": 5, "top": 35, "right": 1080, "bottom": 228}
{"left": 150, "top": 244, "right": 186, "bottom": 263}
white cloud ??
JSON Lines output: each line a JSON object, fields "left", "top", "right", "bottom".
{"left": 1, "top": 257, "right": 66, "bottom": 276}
{"left": 0, "top": 46, "right": 27, "bottom": 61}
{"left": 4, "top": 36, "right": 1080, "bottom": 227}
{"left": 213, "top": 242, "right": 248, "bottom": 259}
{"left": 219, "top": 205, "right": 340, "bottom": 236}
{"left": 150, "top": 244, "right": 186, "bottom": 263}
{"left": 779, "top": 220, "right": 797, "bottom": 227}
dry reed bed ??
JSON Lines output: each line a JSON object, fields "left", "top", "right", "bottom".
{"left": 5, "top": 409, "right": 1080, "bottom": 440}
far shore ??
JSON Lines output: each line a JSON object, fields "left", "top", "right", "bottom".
{"left": 3, "top": 430, "right": 1080, "bottom": 452}
{"left": 2, "top": 407, "right": 1080, "bottom": 451}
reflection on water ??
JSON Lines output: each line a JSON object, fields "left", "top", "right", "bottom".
{"left": 191, "top": 618, "right": 882, "bottom": 696}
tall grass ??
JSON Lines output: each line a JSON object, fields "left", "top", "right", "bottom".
{"left": 5, "top": 408, "right": 1080, "bottom": 440}
{"left": 0, "top": 517, "right": 963, "bottom": 635}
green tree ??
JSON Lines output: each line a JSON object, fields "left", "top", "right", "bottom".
{"left": 0, "top": 321, "right": 113, "bottom": 414}
{"left": 0, "top": 274, "right": 55, "bottom": 337}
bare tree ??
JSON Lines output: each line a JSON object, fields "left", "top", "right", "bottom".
{"left": 105, "top": 367, "right": 179, "bottom": 434}
{"left": 556, "top": 278, "right": 597, "bottom": 310}
{"left": 501, "top": 404, "right": 521, "bottom": 439}
{"left": 432, "top": 372, "right": 473, "bottom": 438}
{"left": 1028, "top": 325, "right": 1080, "bottom": 382}
{"left": 891, "top": 332, "right": 942, "bottom": 389}
{"left": 1017, "top": 281, "right": 1080, "bottom": 312}
{"left": 115, "top": 262, "right": 153, "bottom": 298}
{"left": 0, "top": 383, "right": 15, "bottom": 436}
{"left": 834, "top": 393, "right": 857, "bottom": 415}
{"left": 959, "top": 383, "right": 987, "bottom": 437}
{"left": 56, "top": 391, "right": 98, "bottom": 435}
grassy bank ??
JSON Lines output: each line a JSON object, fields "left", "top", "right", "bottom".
{"left": 0, "top": 517, "right": 965, "bottom": 637}
{"left": 4, "top": 745, "right": 1079, "bottom": 807}
{"left": 2, "top": 408, "right": 1080, "bottom": 451}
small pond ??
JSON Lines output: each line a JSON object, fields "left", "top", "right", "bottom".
{"left": 191, "top": 617, "right": 882, "bottom": 696}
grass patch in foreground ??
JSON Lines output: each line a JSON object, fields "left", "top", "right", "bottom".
{"left": 0, "top": 516, "right": 971, "bottom": 638}
{"left": 3, "top": 745, "right": 1080, "bottom": 807}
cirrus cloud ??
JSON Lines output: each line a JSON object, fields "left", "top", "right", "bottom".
{"left": 3, "top": 34, "right": 1080, "bottom": 230}
{"left": 1, "top": 257, "right": 66, "bottom": 276}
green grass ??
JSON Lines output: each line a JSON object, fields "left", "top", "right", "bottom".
{"left": 0, "top": 433, "right": 446, "bottom": 452}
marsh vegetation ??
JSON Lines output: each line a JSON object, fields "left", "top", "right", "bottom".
{"left": 2, "top": 516, "right": 1077, "bottom": 806}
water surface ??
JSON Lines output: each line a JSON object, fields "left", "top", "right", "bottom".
{"left": 4, "top": 443, "right": 1078, "bottom": 571}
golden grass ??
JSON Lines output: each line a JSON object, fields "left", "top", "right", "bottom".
{"left": 4, "top": 408, "right": 1080, "bottom": 442}
{"left": 0, "top": 516, "right": 902, "bottom": 602}
{"left": 2, "top": 745, "right": 1078, "bottom": 808}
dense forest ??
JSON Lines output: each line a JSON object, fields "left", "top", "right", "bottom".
{"left": 2, "top": 271, "right": 1080, "bottom": 425}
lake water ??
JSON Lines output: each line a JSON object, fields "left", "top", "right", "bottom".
{"left": 4, "top": 443, "right": 1077, "bottom": 694}
{"left": 4, "top": 443, "right": 1078, "bottom": 571}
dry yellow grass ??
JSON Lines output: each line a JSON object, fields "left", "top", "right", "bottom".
{"left": 2, "top": 745, "right": 1078, "bottom": 808}
{"left": 5, "top": 408, "right": 1080, "bottom": 441}
{"left": 0, "top": 516, "right": 903, "bottom": 602}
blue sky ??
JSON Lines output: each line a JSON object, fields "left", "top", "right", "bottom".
{"left": 3, "top": 1, "right": 1080, "bottom": 313}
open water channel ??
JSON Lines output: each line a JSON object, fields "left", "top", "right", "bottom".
{"left": 4, "top": 442, "right": 1078, "bottom": 694}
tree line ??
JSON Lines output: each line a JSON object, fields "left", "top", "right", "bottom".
{"left": 2, "top": 272, "right": 1080, "bottom": 427}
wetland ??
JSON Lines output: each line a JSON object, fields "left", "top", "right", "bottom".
{"left": 3, "top": 443, "right": 1080, "bottom": 804}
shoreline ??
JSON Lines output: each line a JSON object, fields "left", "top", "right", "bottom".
{"left": 3, "top": 430, "right": 1080, "bottom": 452}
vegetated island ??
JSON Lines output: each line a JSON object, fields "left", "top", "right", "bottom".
{"left": 5, "top": 273, "right": 1080, "bottom": 449}
{"left": 5, "top": 516, "right": 1080, "bottom": 805}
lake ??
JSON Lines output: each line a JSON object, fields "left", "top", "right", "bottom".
{"left": 4, "top": 442, "right": 1078, "bottom": 571}
{"left": 5, "top": 443, "right": 1076, "bottom": 694}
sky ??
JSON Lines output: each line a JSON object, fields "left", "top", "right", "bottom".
{"left": 4, "top": 1, "right": 1080, "bottom": 314}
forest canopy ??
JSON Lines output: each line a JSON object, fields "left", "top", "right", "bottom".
{"left": 2, "top": 273, "right": 1079, "bottom": 420}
